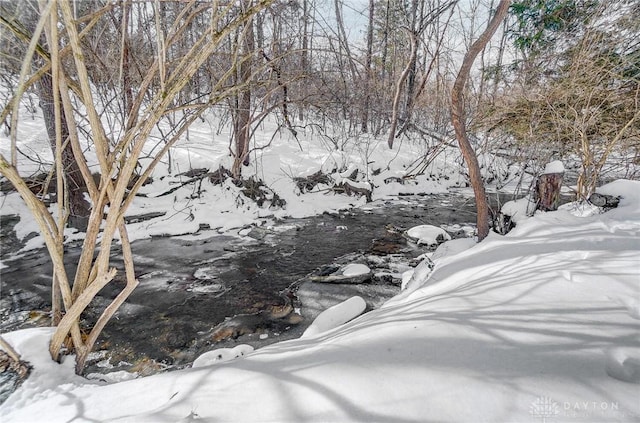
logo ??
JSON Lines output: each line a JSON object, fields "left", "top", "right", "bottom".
{"left": 530, "top": 396, "right": 560, "bottom": 422}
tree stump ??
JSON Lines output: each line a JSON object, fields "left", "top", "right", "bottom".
{"left": 535, "top": 172, "right": 564, "bottom": 212}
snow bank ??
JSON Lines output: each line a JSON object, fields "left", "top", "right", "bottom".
{"left": 431, "top": 237, "right": 477, "bottom": 261}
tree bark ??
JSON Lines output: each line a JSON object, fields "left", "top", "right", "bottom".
{"left": 299, "top": 0, "right": 309, "bottom": 122}
{"left": 361, "top": 0, "right": 374, "bottom": 133}
{"left": 233, "top": 0, "right": 256, "bottom": 179}
{"left": 37, "top": 73, "right": 90, "bottom": 231}
{"left": 19, "top": 1, "right": 90, "bottom": 231}
{"left": 451, "top": 0, "right": 510, "bottom": 241}
{"left": 387, "top": 29, "right": 417, "bottom": 148}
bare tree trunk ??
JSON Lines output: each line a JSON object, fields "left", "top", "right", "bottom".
{"left": 299, "top": 0, "right": 309, "bottom": 122}
{"left": 451, "top": 0, "right": 510, "bottom": 241}
{"left": 120, "top": 0, "right": 135, "bottom": 131}
{"left": 261, "top": 50, "right": 296, "bottom": 136}
{"left": 380, "top": 0, "right": 391, "bottom": 87}
{"left": 37, "top": 73, "right": 90, "bottom": 231}
{"left": 398, "top": 2, "right": 456, "bottom": 138}
{"left": 388, "top": 29, "right": 417, "bottom": 148}
{"left": 20, "top": 1, "right": 90, "bottom": 232}
{"left": 233, "top": 0, "right": 256, "bottom": 179}
{"left": 333, "top": 0, "right": 358, "bottom": 83}
{"left": 361, "top": 0, "right": 374, "bottom": 133}
{"left": 403, "top": 0, "right": 421, "bottom": 118}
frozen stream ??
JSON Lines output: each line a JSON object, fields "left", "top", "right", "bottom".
{"left": 1, "top": 192, "right": 484, "bottom": 376}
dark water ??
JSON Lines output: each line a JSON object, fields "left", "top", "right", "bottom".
{"left": 1, "top": 191, "right": 483, "bottom": 375}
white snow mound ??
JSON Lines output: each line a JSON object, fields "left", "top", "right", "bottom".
{"left": 302, "top": 296, "right": 367, "bottom": 338}
{"left": 192, "top": 344, "right": 254, "bottom": 368}
{"left": 406, "top": 224, "right": 451, "bottom": 246}
{"left": 341, "top": 263, "right": 370, "bottom": 277}
{"left": 543, "top": 160, "right": 565, "bottom": 174}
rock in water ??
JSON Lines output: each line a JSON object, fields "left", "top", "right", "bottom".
{"left": 341, "top": 263, "right": 370, "bottom": 277}
{"left": 308, "top": 262, "right": 372, "bottom": 284}
{"left": 209, "top": 296, "right": 302, "bottom": 343}
{"left": 405, "top": 225, "right": 451, "bottom": 247}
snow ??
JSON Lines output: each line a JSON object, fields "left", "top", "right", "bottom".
{"left": 544, "top": 160, "right": 565, "bottom": 174}
{"left": 341, "top": 263, "right": 370, "bottom": 277}
{"left": 430, "top": 237, "right": 477, "bottom": 261}
{"left": 501, "top": 195, "right": 536, "bottom": 222}
{"left": 401, "top": 255, "right": 433, "bottom": 292}
{"left": 301, "top": 296, "right": 367, "bottom": 338}
{"left": 0, "top": 114, "right": 469, "bottom": 250}
{"left": 597, "top": 179, "right": 640, "bottom": 214}
{"left": 2, "top": 179, "right": 639, "bottom": 422}
{"left": 192, "top": 345, "right": 255, "bottom": 368}
{"left": 2, "top": 103, "right": 639, "bottom": 421}
{"left": 606, "top": 347, "right": 640, "bottom": 384}
{"left": 406, "top": 224, "right": 451, "bottom": 246}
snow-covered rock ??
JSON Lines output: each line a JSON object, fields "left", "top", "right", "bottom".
{"left": 302, "top": 296, "right": 367, "bottom": 338}
{"left": 405, "top": 225, "right": 451, "bottom": 246}
{"left": 341, "top": 263, "right": 370, "bottom": 277}
{"left": 605, "top": 347, "right": 640, "bottom": 384}
{"left": 400, "top": 255, "right": 434, "bottom": 291}
{"left": 309, "top": 263, "right": 372, "bottom": 284}
{"left": 500, "top": 196, "right": 536, "bottom": 223}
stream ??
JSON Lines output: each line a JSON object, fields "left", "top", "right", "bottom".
{"left": 1, "top": 191, "right": 484, "bottom": 377}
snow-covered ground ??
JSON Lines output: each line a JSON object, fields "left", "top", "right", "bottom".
{"left": 0, "top": 112, "right": 474, "bottom": 254}
{"left": 1, "top": 179, "right": 638, "bottom": 422}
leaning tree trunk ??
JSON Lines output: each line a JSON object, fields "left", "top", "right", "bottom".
{"left": 450, "top": 0, "right": 511, "bottom": 241}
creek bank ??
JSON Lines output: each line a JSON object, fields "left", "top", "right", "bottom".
{"left": 1, "top": 193, "right": 480, "bottom": 378}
